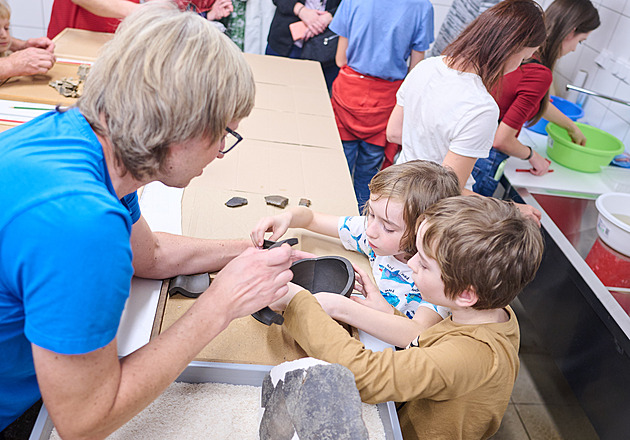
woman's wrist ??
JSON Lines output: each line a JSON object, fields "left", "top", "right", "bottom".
{"left": 523, "top": 145, "right": 533, "bottom": 160}
{"left": 295, "top": 2, "right": 305, "bottom": 17}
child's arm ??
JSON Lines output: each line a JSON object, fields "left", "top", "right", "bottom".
{"left": 250, "top": 206, "right": 340, "bottom": 247}
{"left": 316, "top": 293, "right": 442, "bottom": 348}
{"left": 280, "top": 290, "right": 499, "bottom": 404}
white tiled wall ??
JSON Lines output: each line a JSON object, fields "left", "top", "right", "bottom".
{"left": 5, "top": 0, "right": 53, "bottom": 40}
{"left": 5, "top": 0, "right": 630, "bottom": 151}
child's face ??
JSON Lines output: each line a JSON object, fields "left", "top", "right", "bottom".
{"left": 0, "top": 17, "right": 10, "bottom": 53}
{"left": 365, "top": 195, "right": 406, "bottom": 260}
{"left": 408, "top": 220, "right": 449, "bottom": 307}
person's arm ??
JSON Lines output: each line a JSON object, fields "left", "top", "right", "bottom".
{"left": 250, "top": 206, "right": 340, "bottom": 248}
{"left": 335, "top": 35, "right": 348, "bottom": 68}
{"left": 10, "top": 36, "right": 54, "bottom": 53}
{"left": 542, "top": 102, "right": 586, "bottom": 146}
{"left": 130, "top": 215, "right": 252, "bottom": 279}
{"left": 206, "top": 0, "right": 234, "bottom": 21}
{"left": 408, "top": 50, "right": 424, "bottom": 73}
{"left": 71, "top": 0, "right": 141, "bottom": 19}
{"left": 441, "top": 150, "right": 476, "bottom": 192}
{"left": 316, "top": 293, "right": 442, "bottom": 347}
{"left": 386, "top": 104, "right": 404, "bottom": 145}
{"left": 33, "top": 245, "right": 294, "bottom": 439}
{"left": 493, "top": 122, "right": 550, "bottom": 175}
{"left": 278, "top": 289, "right": 494, "bottom": 403}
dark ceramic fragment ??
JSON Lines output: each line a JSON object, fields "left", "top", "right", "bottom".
{"left": 262, "top": 238, "right": 299, "bottom": 249}
{"left": 168, "top": 273, "right": 211, "bottom": 298}
{"left": 259, "top": 364, "right": 368, "bottom": 440}
{"left": 259, "top": 379, "right": 296, "bottom": 440}
{"left": 298, "top": 198, "right": 311, "bottom": 207}
{"left": 252, "top": 255, "right": 355, "bottom": 326}
{"left": 265, "top": 195, "right": 289, "bottom": 208}
{"left": 289, "top": 364, "right": 368, "bottom": 440}
{"left": 225, "top": 196, "right": 248, "bottom": 208}
{"left": 290, "top": 256, "right": 355, "bottom": 298}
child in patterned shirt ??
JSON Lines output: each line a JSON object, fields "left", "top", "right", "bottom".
{"left": 251, "top": 160, "right": 460, "bottom": 346}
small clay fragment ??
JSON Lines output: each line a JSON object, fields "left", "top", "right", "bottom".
{"left": 225, "top": 196, "right": 248, "bottom": 208}
{"left": 298, "top": 198, "right": 311, "bottom": 207}
{"left": 265, "top": 195, "right": 289, "bottom": 209}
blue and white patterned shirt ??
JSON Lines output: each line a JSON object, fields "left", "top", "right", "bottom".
{"left": 338, "top": 216, "right": 450, "bottom": 319}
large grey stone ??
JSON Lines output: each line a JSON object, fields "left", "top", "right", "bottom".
{"left": 259, "top": 363, "right": 368, "bottom": 440}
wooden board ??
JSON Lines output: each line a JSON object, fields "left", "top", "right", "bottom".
{"left": 0, "top": 62, "right": 84, "bottom": 106}
{"left": 0, "top": 121, "right": 18, "bottom": 132}
{"left": 53, "top": 28, "right": 113, "bottom": 61}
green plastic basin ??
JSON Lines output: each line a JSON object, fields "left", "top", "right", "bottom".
{"left": 546, "top": 122, "right": 625, "bottom": 173}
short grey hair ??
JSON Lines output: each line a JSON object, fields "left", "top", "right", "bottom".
{"left": 78, "top": 0, "right": 255, "bottom": 180}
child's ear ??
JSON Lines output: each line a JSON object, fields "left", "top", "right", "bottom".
{"left": 454, "top": 287, "right": 478, "bottom": 308}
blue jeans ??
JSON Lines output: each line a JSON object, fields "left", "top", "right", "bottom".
{"left": 265, "top": 44, "right": 339, "bottom": 95}
{"left": 472, "top": 148, "right": 509, "bottom": 196}
{"left": 343, "top": 140, "right": 385, "bottom": 212}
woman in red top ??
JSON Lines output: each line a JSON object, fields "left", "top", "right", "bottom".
{"left": 472, "top": 0, "right": 600, "bottom": 196}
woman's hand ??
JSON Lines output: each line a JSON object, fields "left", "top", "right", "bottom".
{"left": 207, "top": 0, "right": 233, "bottom": 20}
{"left": 298, "top": 8, "right": 328, "bottom": 35}
{"left": 567, "top": 125, "right": 587, "bottom": 146}
{"left": 350, "top": 264, "right": 393, "bottom": 314}
{"left": 528, "top": 150, "right": 551, "bottom": 176}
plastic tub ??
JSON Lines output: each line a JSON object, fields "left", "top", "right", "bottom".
{"left": 526, "top": 95, "right": 584, "bottom": 135}
{"left": 595, "top": 192, "right": 630, "bottom": 257}
{"left": 546, "top": 122, "right": 625, "bottom": 173}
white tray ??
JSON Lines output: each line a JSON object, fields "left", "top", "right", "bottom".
{"left": 29, "top": 361, "right": 403, "bottom": 440}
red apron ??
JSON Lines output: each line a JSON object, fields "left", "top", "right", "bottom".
{"left": 331, "top": 65, "right": 402, "bottom": 168}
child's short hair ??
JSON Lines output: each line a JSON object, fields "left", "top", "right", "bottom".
{"left": 0, "top": 1, "right": 10, "bottom": 20}
{"left": 420, "top": 195, "right": 544, "bottom": 310}
{"left": 366, "top": 160, "right": 460, "bottom": 256}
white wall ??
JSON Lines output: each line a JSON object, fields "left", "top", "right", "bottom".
{"left": 5, "top": 0, "right": 53, "bottom": 40}
{"left": 5, "top": 0, "right": 630, "bottom": 151}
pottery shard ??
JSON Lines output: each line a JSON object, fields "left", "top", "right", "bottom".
{"left": 298, "top": 198, "right": 311, "bottom": 207}
{"left": 288, "top": 364, "right": 368, "bottom": 440}
{"left": 265, "top": 195, "right": 289, "bottom": 209}
{"left": 225, "top": 196, "right": 248, "bottom": 208}
{"left": 260, "top": 379, "right": 296, "bottom": 440}
{"left": 260, "top": 364, "right": 368, "bottom": 440}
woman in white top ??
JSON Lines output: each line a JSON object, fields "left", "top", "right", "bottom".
{"left": 387, "top": 0, "right": 545, "bottom": 220}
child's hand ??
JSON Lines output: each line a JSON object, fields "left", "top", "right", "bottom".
{"left": 251, "top": 211, "right": 293, "bottom": 248}
{"left": 351, "top": 264, "right": 394, "bottom": 314}
{"left": 269, "top": 281, "right": 305, "bottom": 312}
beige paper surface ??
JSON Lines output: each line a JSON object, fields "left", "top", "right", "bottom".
{"left": 0, "top": 62, "right": 83, "bottom": 106}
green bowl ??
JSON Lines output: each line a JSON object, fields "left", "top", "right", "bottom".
{"left": 546, "top": 122, "right": 625, "bottom": 173}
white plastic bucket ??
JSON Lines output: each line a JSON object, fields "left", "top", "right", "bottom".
{"left": 595, "top": 192, "right": 630, "bottom": 257}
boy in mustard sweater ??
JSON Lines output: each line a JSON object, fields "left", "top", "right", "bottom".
{"left": 271, "top": 195, "right": 544, "bottom": 439}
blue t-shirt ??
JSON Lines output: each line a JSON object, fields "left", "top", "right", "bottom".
{"left": 329, "top": 0, "right": 434, "bottom": 81}
{"left": 0, "top": 108, "right": 140, "bottom": 430}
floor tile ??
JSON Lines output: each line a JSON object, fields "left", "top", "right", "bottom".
{"left": 516, "top": 403, "right": 600, "bottom": 440}
{"left": 490, "top": 404, "right": 529, "bottom": 440}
